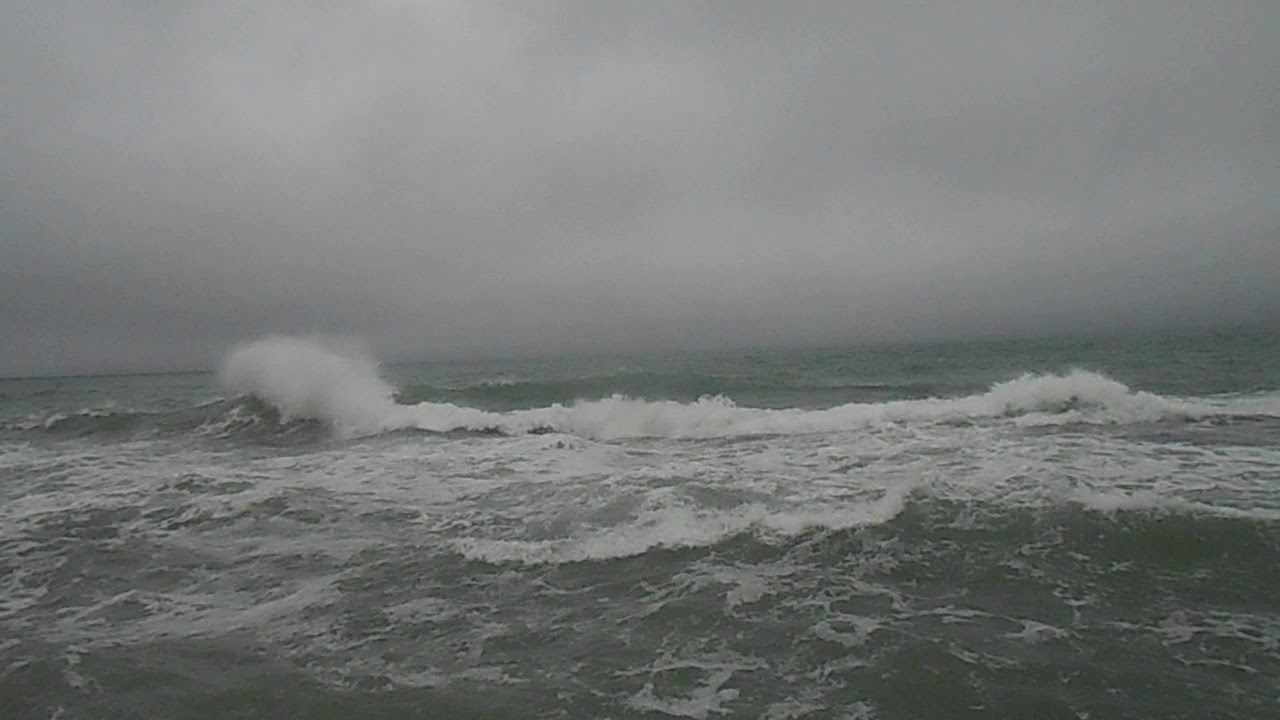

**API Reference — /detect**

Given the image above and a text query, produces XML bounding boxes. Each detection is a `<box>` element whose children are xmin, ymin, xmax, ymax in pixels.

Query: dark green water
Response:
<box><xmin>2</xmin><ymin>329</ymin><xmax>1278</xmax><ymax>718</ymax></box>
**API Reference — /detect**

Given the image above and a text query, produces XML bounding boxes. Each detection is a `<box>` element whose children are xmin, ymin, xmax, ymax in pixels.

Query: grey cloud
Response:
<box><xmin>2</xmin><ymin>1</ymin><xmax>1277</xmax><ymax>376</ymax></box>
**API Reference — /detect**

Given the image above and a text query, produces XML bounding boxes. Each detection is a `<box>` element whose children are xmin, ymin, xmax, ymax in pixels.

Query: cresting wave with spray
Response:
<box><xmin>217</xmin><ymin>335</ymin><xmax>1276</xmax><ymax>440</ymax></box>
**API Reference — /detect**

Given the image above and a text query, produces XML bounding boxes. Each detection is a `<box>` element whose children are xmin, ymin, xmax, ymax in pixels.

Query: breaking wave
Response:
<box><xmin>211</xmin><ymin>336</ymin><xmax>1279</xmax><ymax>441</ymax></box>
<box><xmin>219</xmin><ymin>336</ymin><xmax>395</xmax><ymax>437</ymax></box>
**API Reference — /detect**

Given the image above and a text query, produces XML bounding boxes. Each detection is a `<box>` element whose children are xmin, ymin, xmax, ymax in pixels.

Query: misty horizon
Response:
<box><xmin>4</xmin><ymin>322</ymin><xmax>1272</xmax><ymax>382</ymax></box>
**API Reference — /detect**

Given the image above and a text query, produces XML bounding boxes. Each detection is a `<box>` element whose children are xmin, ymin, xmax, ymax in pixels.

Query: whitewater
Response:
<box><xmin>217</xmin><ymin>335</ymin><xmax>1252</xmax><ymax>440</ymax></box>
<box><xmin>2</xmin><ymin>329</ymin><xmax>1278</xmax><ymax>718</ymax></box>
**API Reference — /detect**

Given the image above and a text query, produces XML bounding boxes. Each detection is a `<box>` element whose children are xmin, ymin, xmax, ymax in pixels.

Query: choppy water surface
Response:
<box><xmin>2</xmin><ymin>330</ymin><xmax>1278</xmax><ymax>718</ymax></box>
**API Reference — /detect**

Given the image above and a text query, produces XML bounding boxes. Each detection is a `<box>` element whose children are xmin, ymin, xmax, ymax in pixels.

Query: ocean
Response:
<box><xmin>2</xmin><ymin>329</ymin><xmax>1278</xmax><ymax>719</ymax></box>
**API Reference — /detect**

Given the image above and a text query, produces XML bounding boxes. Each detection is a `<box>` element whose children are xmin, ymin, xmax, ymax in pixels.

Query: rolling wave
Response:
<box><xmin>213</xmin><ymin>336</ymin><xmax>1279</xmax><ymax>441</ymax></box>
<box><xmin>22</xmin><ymin>335</ymin><xmax>1277</xmax><ymax>442</ymax></box>
<box><xmin>14</xmin><ymin>397</ymin><xmax>325</xmax><ymax>444</ymax></box>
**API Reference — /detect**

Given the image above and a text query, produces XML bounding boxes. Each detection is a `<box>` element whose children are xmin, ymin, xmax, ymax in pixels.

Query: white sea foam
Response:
<box><xmin>218</xmin><ymin>335</ymin><xmax>398</xmax><ymax>437</ymax></box>
<box><xmin>453</xmin><ymin>485</ymin><xmax>911</xmax><ymax>565</ymax></box>
<box><xmin>397</xmin><ymin>372</ymin><xmax>1196</xmax><ymax>438</ymax></box>
<box><xmin>218</xmin><ymin>335</ymin><xmax>1258</xmax><ymax>440</ymax></box>
<box><xmin>812</xmin><ymin>614</ymin><xmax>885</xmax><ymax>648</ymax></box>
<box><xmin>626</xmin><ymin>667</ymin><xmax>742</xmax><ymax>720</ymax></box>
<box><xmin>1072</xmin><ymin>487</ymin><xmax>1280</xmax><ymax>520</ymax></box>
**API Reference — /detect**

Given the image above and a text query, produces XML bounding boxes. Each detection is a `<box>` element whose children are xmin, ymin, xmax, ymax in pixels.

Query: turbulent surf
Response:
<box><xmin>2</xmin><ymin>329</ymin><xmax>1278</xmax><ymax>718</ymax></box>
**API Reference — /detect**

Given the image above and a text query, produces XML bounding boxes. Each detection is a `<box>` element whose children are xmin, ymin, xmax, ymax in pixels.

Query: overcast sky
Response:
<box><xmin>2</xmin><ymin>1</ymin><xmax>1277</xmax><ymax>376</ymax></box>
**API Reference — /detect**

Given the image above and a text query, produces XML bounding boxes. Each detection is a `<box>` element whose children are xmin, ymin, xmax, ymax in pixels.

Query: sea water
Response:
<box><xmin>2</xmin><ymin>329</ymin><xmax>1278</xmax><ymax>718</ymax></box>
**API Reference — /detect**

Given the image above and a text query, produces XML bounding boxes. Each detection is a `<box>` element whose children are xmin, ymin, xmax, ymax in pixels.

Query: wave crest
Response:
<box><xmin>218</xmin><ymin>336</ymin><xmax>397</xmax><ymax>437</ymax></box>
<box><xmin>215</xmin><ymin>336</ymin><xmax>1267</xmax><ymax>440</ymax></box>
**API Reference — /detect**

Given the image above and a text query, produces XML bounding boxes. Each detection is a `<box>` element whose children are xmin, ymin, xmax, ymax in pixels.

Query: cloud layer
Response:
<box><xmin>3</xmin><ymin>1</ymin><xmax>1277</xmax><ymax>375</ymax></box>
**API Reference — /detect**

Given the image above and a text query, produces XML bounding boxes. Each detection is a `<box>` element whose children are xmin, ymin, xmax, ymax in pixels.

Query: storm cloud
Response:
<box><xmin>2</xmin><ymin>1</ymin><xmax>1277</xmax><ymax>376</ymax></box>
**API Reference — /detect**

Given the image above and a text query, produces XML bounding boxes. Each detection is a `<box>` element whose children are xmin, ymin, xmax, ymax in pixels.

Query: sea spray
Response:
<box><xmin>216</xmin><ymin>335</ymin><xmax>1227</xmax><ymax>440</ymax></box>
<box><xmin>218</xmin><ymin>335</ymin><xmax>398</xmax><ymax>437</ymax></box>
